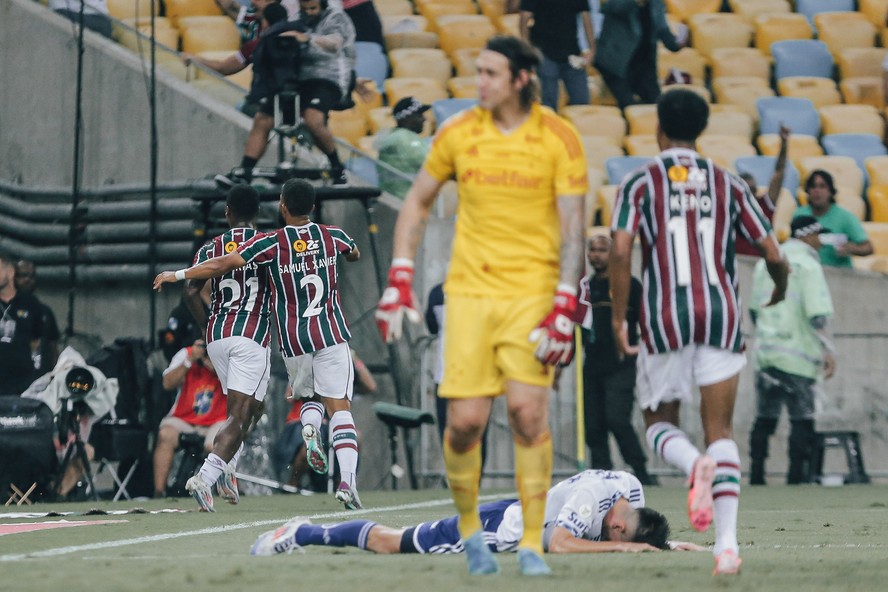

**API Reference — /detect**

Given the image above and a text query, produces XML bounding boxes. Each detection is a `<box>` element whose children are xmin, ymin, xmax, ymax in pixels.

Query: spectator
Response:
<box><xmin>216</xmin><ymin>0</ymin><xmax>357</xmax><ymax>186</ymax></box>
<box><xmin>14</xmin><ymin>260</ymin><xmax>61</xmax><ymax>376</ymax></box>
<box><xmin>0</xmin><ymin>252</ymin><xmax>43</xmax><ymax>396</ymax></box>
<box><xmin>153</xmin><ymin>339</ymin><xmax>227</xmax><ymax>498</ymax></box>
<box><xmin>376</xmin><ymin>97</ymin><xmax>431</xmax><ymax>199</ymax></box>
<box><xmin>49</xmin><ymin>0</ymin><xmax>112</xmax><ymax>39</ymax></box>
<box><xmin>793</xmin><ymin>170</ymin><xmax>874</xmax><ymax>268</ymax></box>
<box><xmin>342</xmin><ymin>0</ymin><xmax>384</xmax><ymax>47</ymax></box>
<box><xmin>736</xmin><ymin>125</ymin><xmax>790</xmax><ymax>257</ymax></box>
<box><xmin>748</xmin><ymin>215</ymin><xmax>836</xmax><ymax>486</ymax></box>
<box><xmin>577</xmin><ymin>235</ymin><xmax>655</xmax><ymax>485</ymax></box>
<box><xmin>217</xmin><ymin>0</ymin><xmax>300</xmax><ymax>44</ymax></box>
<box><xmin>594</xmin><ymin>0</ymin><xmax>683</xmax><ymax>109</ymax></box>
<box><xmin>519</xmin><ymin>0</ymin><xmax>595</xmax><ymax>111</ymax></box>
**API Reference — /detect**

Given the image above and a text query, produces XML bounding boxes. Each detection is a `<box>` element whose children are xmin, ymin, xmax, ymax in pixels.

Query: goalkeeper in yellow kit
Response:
<box><xmin>375</xmin><ymin>36</ymin><xmax>587</xmax><ymax>577</ymax></box>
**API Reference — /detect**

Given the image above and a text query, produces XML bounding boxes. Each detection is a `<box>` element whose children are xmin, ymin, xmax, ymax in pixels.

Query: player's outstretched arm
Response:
<box><xmin>153</xmin><ymin>252</ymin><xmax>247</xmax><ymax>291</ymax></box>
<box><xmin>547</xmin><ymin>527</ymin><xmax>660</xmax><ymax>554</ymax></box>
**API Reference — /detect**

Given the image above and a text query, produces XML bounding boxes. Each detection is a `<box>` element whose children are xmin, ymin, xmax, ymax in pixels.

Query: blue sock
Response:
<box><xmin>295</xmin><ymin>520</ymin><xmax>377</xmax><ymax>550</ymax></box>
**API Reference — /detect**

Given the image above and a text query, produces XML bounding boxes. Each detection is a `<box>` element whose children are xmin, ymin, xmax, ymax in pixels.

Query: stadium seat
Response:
<box><xmin>375</xmin><ymin>0</ymin><xmax>415</xmax><ymax>17</ymax></box>
<box><xmin>865</xmin><ymin>155</ymin><xmax>888</xmax><ymax>186</ymax></box>
<box><xmin>164</xmin><ymin>0</ymin><xmax>220</xmax><ymax>28</ymax></box>
<box><xmin>355</xmin><ymin>41</ymin><xmax>388</xmax><ymax>90</ymax></box>
<box><xmin>421</xmin><ymin>2</ymin><xmax>479</xmax><ymax>31</ymax></box>
<box><xmin>367</xmin><ymin>107</ymin><xmax>396</xmax><ymax>134</ymax></box>
<box><xmin>799</xmin><ymin>155</ymin><xmax>865</xmax><ymax>197</ymax></box>
<box><xmin>755</xmin><ymin>14</ymin><xmax>813</xmax><ymax>55</ymax></box>
<box><xmin>353</xmin><ymin>79</ymin><xmax>384</xmax><ymax>116</ymax></box>
<box><xmin>623</xmin><ymin>135</ymin><xmax>661</xmax><ymax>157</ymax></box>
<box><xmin>381</xmin><ymin>15</ymin><xmax>429</xmax><ymax>34</ymax></box>
<box><xmin>432</xmin><ymin>98</ymin><xmax>477</xmax><ymax>126</ymax></box>
<box><xmin>447</xmin><ymin>77</ymin><xmax>477</xmax><ymax>99</ymax></box>
<box><xmin>688</xmin><ymin>14</ymin><xmax>753</xmax><ymax>58</ymax></box>
<box><xmin>389</xmin><ymin>48</ymin><xmax>452</xmax><ymax>82</ymax></box>
<box><xmin>478</xmin><ymin>0</ymin><xmax>506</xmax><ymax>20</ymax></box>
<box><xmin>866</xmin><ymin>184</ymin><xmax>888</xmax><ymax>221</ymax></box>
<box><xmin>657</xmin><ymin>48</ymin><xmax>707</xmax><ymax>86</ymax></box>
<box><xmin>112</xmin><ymin>16</ymin><xmax>172</xmax><ymax>42</ymax></box>
<box><xmin>180</xmin><ymin>20</ymin><xmax>240</xmax><ymax>53</ymax></box>
<box><xmin>819</xmin><ymin>104</ymin><xmax>884</xmax><ymax>136</ymax></box>
<box><xmin>585</xmin><ymin>169</ymin><xmax>607</xmax><ymax>227</ymax></box>
<box><xmin>384</xmin><ymin>31</ymin><xmax>439</xmax><ymax>50</ymax></box>
<box><xmin>662</xmin><ymin>84</ymin><xmax>711</xmax><ymax>103</ymax></box>
<box><xmin>735</xmin><ymin>155</ymin><xmax>801</xmax><ymax>196</ymax></box>
<box><xmin>561</xmin><ymin>105</ymin><xmax>626</xmax><ymax>146</ymax></box>
<box><xmin>862</xmin><ymin>222</ymin><xmax>888</xmax><ymax>253</ymax></box>
<box><xmin>493</xmin><ymin>13</ymin><xmax>520</xmax><ymax>36</ymax></box>
<box><xmin>757</xmin><ymin>97</ymin><xmax>821</xmax><ymax>137</ymax></box>
<box><xmin>728</xmin><ymin>0</ymin><xmax>791</xmax><ymax>24</ymax></box>
<box><xmin>771</xmin><ymin>187</ymin><xmax>800</xmax><ymax>242</ymax></box>
<box><xmin>106</xmin><ymin>0</ymin><xmax>158</xmax><ymax>20</ymax></box>
<box><xmin>192</xmin><ymin>51</ymin><xmax>252</xmax><ymax>89</ymax></box>
<box><xmin>451</xmin><ymin>48</ymin><xmax>482</xmax><ymax>77</ymax></box>
<box><xmin>437</xmin><ymin>15</ymin><xmax>496</xmax><ymax>60</ymax></box>
<box><xmin>814</xmin><ymin>12</ymin><xmax>877</xmax><ymax>57</ymax></box>
<box><xmin>663</xmin><ymin>0</ymin><xmax>721</xmax><ymax>23</ymax></box>
<box><xmin>624</xmin><ymin>105</ymin><xmax>658</xmax><ymax>136</ymax></box>
<box><xmin>771</xmin><ymin>40</ymin><xmax>834</xmax><ymax>80</ymax></box>
<box><xmin>327</xmin><ymin>108</ymin><xmax>369</xmax><ymax>147</ymax></box>
<box><xmin>605</xmin><ymin>156</ymin><xmax>654</xmax><ymax>185</ymax></box>
<box><xmin>757</xmin><ymin>134</ymin><xmax>824</xmax><ymax>172</ymax></box>
<box><xmin>712</xmin><ymin>77</ymin><xmax>774</xmax><ymax>120</ymax></box>
<box><xmin>839</xmin><ymin>78</ymin><xmax>885</xmax><ymax>109</ymax></box>
<box><xmin>859</xmin><ymin>0</ymin><xmax>888</xmax><ymax>27</ymax></box>
<box><xmin>384</xmin><ymin>78</ymin><xmax>449</xmax><ymax>106</ymax></box>
<box><xmin>836</xmin><ymin>47</ymin><xmax>887</xmax><ymax>79</ymax></box>
<box><xmin>796</xmin><ymin>0</ymin><xmax>855</xmax><ymax>26</ymax></box>
<box><xmin>703</xmin><ymin>110</ymin><xmax>754</xmax><ymax>141</ymax></box>
<box><xmin>582</xmin><ymin>140</ymin><xmax>625</xmax><ymax>171</ymax></box>
<box><xmin>697</xmin><ymin>135</ymin><xmax>756</xmax><ymax>172</ymax></box>
<box><xmin>822</xmin><ymin>134</ymin><xmax>887</xmax><ymax>180</ymax></box>
<box><xmin>115</xmin><ymin>20</ymin><xmax>179</xmax><ymax>52</ymax></box>
<box><xmin>777</xmin><ymin>77</ymin><xmax>841</xmax><ymax>108</ymax></box>
<box><xmin>709</xmin><ymin>48</ymin><xmax>771</xmax><ymax>81</ymax></box>
<box><xmin>596</xmin><ymin>185</ymin><xmax>619</xmax><ymax>226</ymax></box>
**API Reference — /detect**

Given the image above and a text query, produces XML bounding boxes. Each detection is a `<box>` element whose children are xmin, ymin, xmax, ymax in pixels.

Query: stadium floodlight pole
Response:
<box><xmin>147</xmin><ymin>0</ymin><xmax>159</xmax><ymax>349</ymax></box>
<box><xmin>66</xmin><ymin>0</ymin><xmax>88</xmax><ymax>338</ymax></box>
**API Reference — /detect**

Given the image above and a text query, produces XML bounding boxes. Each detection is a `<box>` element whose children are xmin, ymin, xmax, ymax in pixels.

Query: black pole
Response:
<box><xmin>66</xmin><ymin>1</ymin><xmax>87</xmax><ymax>338</ymax></box>
<box><xmin>148</xmin><ymin>1</ymin><xmax>159</xmax><ymax>349</ymax></box>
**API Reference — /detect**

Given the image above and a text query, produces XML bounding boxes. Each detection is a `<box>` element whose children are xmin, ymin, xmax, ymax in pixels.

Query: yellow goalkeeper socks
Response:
<box><xmin>443</xmin><ymin>436</ymin><xmax>483</xmax><ymax>538</ymax></box>
<box><xmin>515</xmin><ymin>431</ymin><xmax>553</xmax><ymax>555</ymax></box>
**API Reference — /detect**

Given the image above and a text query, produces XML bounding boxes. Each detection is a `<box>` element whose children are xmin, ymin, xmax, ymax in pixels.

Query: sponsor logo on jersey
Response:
<box><xmin>458</xmin><ymin>168</ymin><xmax>543</xmax><ymax>189</ymax></box>
<box><xmin>224</xmin><ymin>241</ymin><xmax>238</xmax><ymax>254</ymax></box>
<box><xmin>668</xmin><ymin>165</ymin><xmax>688</xmax><ymax>183</ymax></box>
<box><xmin>669</xmin><ymin>165</ymin><xmax>708</xmax><ymax>192</ymax></box>
<box><xmin>293</xmin><ymin>239</ymin><xmax>321</xmax><ymax>255</ymax></box>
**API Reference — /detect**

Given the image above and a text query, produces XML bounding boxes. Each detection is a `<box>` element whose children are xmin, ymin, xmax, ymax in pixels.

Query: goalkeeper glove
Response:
<box><xmin>529</xmin><ymin>285</ymin><xmax>578</xmax><ymax>366</ymax></box>
<box><xmin>375</xmin><ymin>259</ymin><xmax>422</xmax><ymax>343</ymax></box>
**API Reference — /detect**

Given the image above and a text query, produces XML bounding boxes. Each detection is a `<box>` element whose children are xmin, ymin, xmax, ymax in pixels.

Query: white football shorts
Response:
<box><xmin>284</xmin><ymin>341</ymin><xmax>354</xmax><ymax>400</ymax></box>
<box><xmin>206</xmin><ymin>336</ymin><xmax>271</xmax><ymax>402</ymax></box>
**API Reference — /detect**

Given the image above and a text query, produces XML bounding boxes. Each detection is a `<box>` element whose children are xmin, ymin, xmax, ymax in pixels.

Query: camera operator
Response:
<box><xmin>153</xmin><ymin>339</ymin><xmax>227</xmax><ymax>498</ymax></box>
<box><xmin>217</xmin><ymin>0</ymin><xmax>357</xmax><ymax>187</ymax></box>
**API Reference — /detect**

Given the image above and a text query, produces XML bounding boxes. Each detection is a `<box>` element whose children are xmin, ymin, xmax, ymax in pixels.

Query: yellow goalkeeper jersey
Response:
<box><xmin>424</xmin><ymin>103</ymin><xmax>588</xmax><ymax>297</ymax></box>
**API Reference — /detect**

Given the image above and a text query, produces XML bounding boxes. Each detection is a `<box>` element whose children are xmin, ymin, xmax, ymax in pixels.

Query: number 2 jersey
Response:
<box><xmin>237</xmin><ymin>222</ymin><xmax>356</xmax><ymax>357</ymax></box>
<box><xmin>611</xmin><ymin>148</ymin><xmax>772</xmax><ymax>354</ymax></box>
<box><xmin>194</xmin><ymin>227</ymin><xmax>272</xmax><ymax>347</ymax></box>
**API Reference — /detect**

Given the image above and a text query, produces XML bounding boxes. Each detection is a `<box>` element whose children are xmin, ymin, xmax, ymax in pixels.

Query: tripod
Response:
<box><xmin>55</xmin><ymin>399</ymin><xmax>99</xmax><ymax>502</ymax></box>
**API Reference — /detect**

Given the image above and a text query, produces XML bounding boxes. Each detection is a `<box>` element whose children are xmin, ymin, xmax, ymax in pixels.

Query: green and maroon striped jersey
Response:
<box><xmin>194</xmin><ymin>227</ymin><xmax>271</xmax><ymax>347</ymax></box>
<box><xmin>611</xmin><ymin>148</ymin><xmax>772</xmax><ymax>354</ymax></box>
<box><xmin>237</xmin><ymin>222</ymin><xmax>356</xmax><ymax>356</ymax></box>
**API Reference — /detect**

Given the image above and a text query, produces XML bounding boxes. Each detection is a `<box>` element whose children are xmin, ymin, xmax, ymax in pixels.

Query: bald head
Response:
<box><xmin>587</xmin><ymin>235</ymin><xmax>612</xmax><ymax>273</ymax></box>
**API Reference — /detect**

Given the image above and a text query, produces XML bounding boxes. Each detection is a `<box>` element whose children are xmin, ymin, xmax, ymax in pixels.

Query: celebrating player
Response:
<box><xmin>374</xmin><ymin>36</ymin><xmax>587</xmax><ymax>576</ymax></box>
<box><xmin>155</xmin><ymin>178</ymin><xmax>364</xmax><ymax>510</ymax></box>
<box><xmin>608</xmin><ymin>89</ymin><xmax>789</xmax><ymax>576</ymax></box>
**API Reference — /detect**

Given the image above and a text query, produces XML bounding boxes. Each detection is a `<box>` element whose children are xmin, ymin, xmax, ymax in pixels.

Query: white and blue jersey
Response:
<box><xmin>406</xmin><ymin>470</ymin><xmax>645</xmax><ymax>554</ymax></box>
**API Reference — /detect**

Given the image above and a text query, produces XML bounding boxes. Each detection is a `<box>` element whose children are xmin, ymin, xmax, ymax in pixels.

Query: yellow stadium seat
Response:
<box><xmin>664</xmin><ymin>0</ymin><xmax>721</xmax><ymax>23</ymax></box>
<box><xmin>113</xmin><ymin>17</ymin><xmax>172</xmax><ymax>43</ymax></box>
<box><xmin>771</xmin><ymin>187</ymin><xmax>798</xmax><ymax>243</ymax></box>
<box><xmin>164</xmin><ymin>0</ymin><xmax>221</xmax><ymax>29</ymax></box>
<box><xmin>836</xmin><ymin>47</ymin><xmax>887</xmax><ymax>79</ymax></box>
<box><xmin>840</xmin><ymin>77</ymin><xmax>885</xmax><ymax>109</ymax></box>
<box><xmin>478</xmin><ymin>0</ymin><xmax>505</xmax><ymax>20</ymax></box>
<box><xmin>814</xmin><ymin>12</ymin><xmax>877</xmax><ymax>57</ymax></box>
<box><xmin>493</xmin><ymin>13</ymin><xmax>520</xmax><ymax>36</ymax></box>
<box><xmin>597</xmin><ymin>185</ymin><xmax>619</xmax><ymax>226</ymax></box>
<box><xmin>389</xmin><ymin>48</ymin><xmax>452</xmax><ymax>82</ymax></box>
<box><xmin>623</xmin><ymin>135</ymin><xmax>661</xmax><ymax>157</ymax></box>
<box><xmin>118</xmin><ymin>25</ymin><xmax>179</xmax><ymax>53</ymax></box>
<box><xmin>624</xmin><ymin>104</ymin><xmax>658</xmax><ymax>136</ymax></box>
<box><xmin>581</xmin><ymin>139</ymin><xmax>625</xmax><ymax>171</ymax></box>
<box><xmin>800</xmin><ymin>156</ymin><xmax>865</xmax><ymax>198</ymax></box>
<box><xmin>384</xmin><ymin>31</ymin><xmax>439</xmax><ymax>50</ymax></box>
<box><xmin>703</xmin><ymin>110</ymin><xmax>754</xmax><ymax>141</ymax></box>
<box><xmin>709</xmin><ymin>48</ymin><xmax>771</xmax><ymax>80</ymax></box>
<box><xmin>561</xmin><ymin>105</ymin><xmax>626</xmax><ymax>145</ymax></box>
<box><xmin>866</xmin><ymin>185</ymin><xmax>888</xmax><ymax>222</ymax></box>
<box><xmin>178</xmin><ymin>17</ymin><xmax>240</xmax><ymax>53</ymax></box>
<box><xmin>376</xmin><ymin>0</ymin><xmax>415</xmax><ymax>17</ymax></box>
<box><xmin>106</xmin><ymin>0</ymin><xmax>158</xmax><ymax>20</ymax></box>
<box><xmin>368</xmin><ymin>107</ymin><xmax>396</xmax><ymax>134</ymax></box>
<box><xmin>353</xmin><ymin>79</ymin><xmax>384</xmax><ymax>116</ymax></box>
<box><xmin>421</xmin><ymin>2</ymin><xmax>478</xmax><ymax>30</ymax></box>
<box><xmin>381</xmin><ymin>15</ymin><xmax>429</xmax><ymax>34</ymax></box>
<box><xmin>867</xmin><ymin>156</ymin><xmax>888</xmax><ymax>187</ymax></box>
<box><xmin>451</xmin><ymin>47</ymin><xmax>483</xmax><ymax>77</ymax></box>
<box><xmin>662</xmin><ymin>84</ymin><xmax>711</xmax><ymax>102</ymax></box>
<box><xmin>192</xmin><ymin>51</ymin><xmax>252</xmax><ymax>89</ymax></box>
<box><xmin>860</xmin><ymin>0</ymin><xmax>888</xmax><ymax>27</ymax></box>
<box><xmin>755</xmin><ymin>14</ymin><xmax>813</xmax><ymax>55</ymax></box>
<box><xmin>327</xmin><ymin>108</ymin><xmax>369</xmax><ymax>147</ymax></box>
<box><xmin>697</xmin><ymin>135</ymin><xmax>756</xmax><ymax>172</ymax></box>
<box><xmin>712</xmin><ymin>78</ymin><xmax>775</xmax><ymax>121</ymax></box>
<box><xmin>437</xmin><ymin>15</ymin><xmax>497</xmax><ymax>60</ymax></box>
<box><xmin>862</xmin><ymin>222</ymin><xmax>888</xmax><ymax>253</ymax></box>
<box><xmin>728</xmin><ymin>0</ymin><xmax>791</xmax><ymax>24</ymax></box>
<box><xmin>820</xmin><ymin>104</ymin><xmax>884</xmax><ymax>136</ymax></box>
<box><xmin>688</xmin><ymin>13</ymin><xmax>753</xmax><ymax>58</ymax></box>
<box><xmin>758</xmin><ymin>134</ymin><xmax>823</xmax><ymax>171</ymax></box>
<box><xmin>447</xmin><ymin>77</ymin><xmax>477</xmax><ymax>99</ymax></box>
<box><xmin>585</xmin><ymin>168</ymin><xmax>607</xmax><ymax>228</ymax></box>
<box><xmin>657</xmin><ymin>48</ymin><xmax>707</xmax><ymax>86</ymax></box>
<box><xmin>777</xmin><ymin>77</ymin><xmax>842</xmax><ymax>108</ymax></box>
<box><xmin>384</xmin><ymin>77</ymin><xmax>449</xmax><ymax>106</ymax></box>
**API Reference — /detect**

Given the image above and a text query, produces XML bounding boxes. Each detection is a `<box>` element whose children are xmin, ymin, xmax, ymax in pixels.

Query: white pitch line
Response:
<box><xmin>0</xmin><ymin>493</ymin><xmax>510</xmax><ymax>563</ymax></box>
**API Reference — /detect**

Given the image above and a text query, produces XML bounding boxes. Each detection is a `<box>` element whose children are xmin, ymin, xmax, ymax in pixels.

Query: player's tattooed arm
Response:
<box><xmin>392</xmin><ymin>169</ymin><xmax>445</xmax><ymax>260</ymax></box>
<box><xmin>556</xmin><ymin>194</ymin><xmax>586</xmax><ymax>288</ymax></box>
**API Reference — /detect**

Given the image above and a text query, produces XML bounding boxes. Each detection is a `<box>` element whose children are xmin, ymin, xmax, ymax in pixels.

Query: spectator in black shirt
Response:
<box><xmin>578</xmin><ymin>235</ymin><xmax>655</xmax><ymax>485</ymax></box>
<box><xmin>520</xmin><ymin>0</ymin><xmax>595</xmax><ymax>111</ymax></box>
<box><xmin>0</xmin><ymin>252</ymin><xmax>43</xmax><ymax>395</ymax></box>
<box><xmin>15</xmin><ymin>260</ymin><xmax>61</xmax><ymax>375</ymax></box>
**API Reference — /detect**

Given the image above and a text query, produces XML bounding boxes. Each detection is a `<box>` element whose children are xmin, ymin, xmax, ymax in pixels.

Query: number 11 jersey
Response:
<box><xmin>195</xmin><ymin>227</ymin><xmax>272</xmax><ymax>347</ymax></box>
<box><xmin>237</xmin><ymin>222</ymin><xmax>356</xmax><ymax>356</ymax></box>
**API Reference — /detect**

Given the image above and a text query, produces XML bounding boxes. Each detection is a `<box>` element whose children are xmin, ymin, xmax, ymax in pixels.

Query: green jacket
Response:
<box><xmin>594</xmin><ymin>0</ymin><xmax>680</xmax><ymax>78</ymax></box>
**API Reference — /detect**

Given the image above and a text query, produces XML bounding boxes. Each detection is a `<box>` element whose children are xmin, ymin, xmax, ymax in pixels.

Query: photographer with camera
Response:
<box><xmin>153</xmin><ymin>339</ymin><xmax>227</xmax><ymax>499</ymax></box>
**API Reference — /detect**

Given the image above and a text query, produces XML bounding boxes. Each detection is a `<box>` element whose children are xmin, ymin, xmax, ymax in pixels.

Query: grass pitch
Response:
<box><xmin>2</xmin><ymin>483</ymin><xmax>886</xmax><ymax>592</ymax></box>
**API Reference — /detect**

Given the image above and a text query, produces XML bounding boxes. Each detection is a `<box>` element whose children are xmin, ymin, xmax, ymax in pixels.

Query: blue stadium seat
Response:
<box><xmin>432</xmin><ymin>98</ymin><xmax>478</xmax><ymax>126</ymax></box>
<box><xmin>822</xmin><ymin>133</ymin><xmax>887</xmax><ymax>183</ymax></box>
<box><xmin>734</xmin><ymin>155</ymin><xmax>800</xmax><ymax>196</ymax></box>
<box><xmin>355</xmin><ymin>41</ymin><xmax>388</xmax><ymax>90</ymax></box>
<box><xmin>771</xmin><ymin>40</ymin><xmax>834</xmax><ymax>80</ymax></box>
<box><xmin>756</xmin><ymin>97</ymin><xmax>821</xmax><ymax>136</ymax></box>
<box><xmin>605</xmin><ymin>156</ymin><xmax>654</xmax><ymax>185</ymax></box>
<box><xmin>346</xmin><ymin>155</ymin><xmax>379</xmax><ymax>186</ymax></box>
<box><xmin>795</xmin><ymin>0</ymin><xmax>855</xmax><ymax>26</ymax></box>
